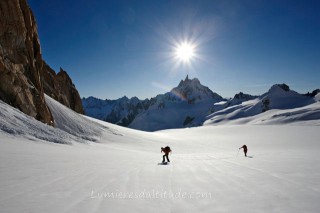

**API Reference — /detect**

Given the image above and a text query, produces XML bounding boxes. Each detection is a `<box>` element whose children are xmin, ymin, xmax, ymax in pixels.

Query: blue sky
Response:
<box><xmin>29</xmin><ymin>0</ymin><xmax>320</xmax><ymax>99</ymax></box>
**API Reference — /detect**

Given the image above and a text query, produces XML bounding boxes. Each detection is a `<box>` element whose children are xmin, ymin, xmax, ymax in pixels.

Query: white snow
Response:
<box><xmin>204</xmin><ymin>85</ymin><xmax>320</xmax><ymax>126</ymax></box>
<box><xmin>262</xmin><ymin>84</ymin><xmax>314</xmax><ymax>109</ymax></box>
<box><xmin>45</xmin><ymin>95</ymin><xmax>106</xmax><ymax>142</ymax></box>
<box><xmin>0</xmin><ymin>99</ymin><xmax>75</xmax><ymax>144</ymax></box>
<box><xmin>315</xmin><ymin>93</ymin><xmax>320</xmax><ymax>102</ymax></box>
<box><xmin>1</xmin><ymin>97</ymin><xmax>320</xmax><ymax>212</ymax></box>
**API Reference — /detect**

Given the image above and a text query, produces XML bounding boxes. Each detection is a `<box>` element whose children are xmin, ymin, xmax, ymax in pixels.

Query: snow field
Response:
<box><xmin>0</xmin><ymin>96</ymin><xmax>319</xmax><ymax>212</ymax></box>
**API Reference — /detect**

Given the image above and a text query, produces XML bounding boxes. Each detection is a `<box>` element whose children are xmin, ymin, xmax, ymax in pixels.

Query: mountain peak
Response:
<box><xmin>171</xmin><ymin>77</ymin><xmax>222</xmax><ymax>103</ymax></box>
<box><xmin>268</xmin><ymin>84</ymin><xmax>291</xmax><ymax>95</ymax></box>
<box><xmin>118</xmin><ymin>96</ymin><xmax>129</xmax><ymax>101</ymax></box>
<box><xmin>179</xmin><ymin>76</ymin><xmax>201</xmax><ymax>86</ymax></box>
<box><xmin>275</xmin><ymin>83</ymin><xmax>290</xmax><ymax>92</ymax></box>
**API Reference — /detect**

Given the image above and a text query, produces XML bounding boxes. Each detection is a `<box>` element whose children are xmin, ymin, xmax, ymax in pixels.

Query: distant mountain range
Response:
<box><xmin>83</xmin><ymin>75</ymin><xmax>223</xmax><ymax>131</ymax></box>
<box><xmin>82</xmin><ymin>76</ymin><xmax>320</xmax><ymax>131</ymax></box>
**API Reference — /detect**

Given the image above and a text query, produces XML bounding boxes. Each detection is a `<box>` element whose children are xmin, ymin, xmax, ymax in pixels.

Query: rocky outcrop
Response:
<box><xmin>170</xmin><ymin>75</ymin><xmax>223</xmax><ymax>103</ymax></box>
<box><xmin>0</xmin><ymin>0</ymin><xmax>84</xmax><ymax>125</ymax></box>
<box><xmin>234</xmin><ymin>92</ymin><xmax>257</xmax><ymax>101</ymax></box>
<box><xmin>0</xmin><ymin>0</ymin><xmax>53</xmax><ymax>125</ymax></box>
<box><xmin>223</xmin><ymin>92</ymin><xmax>258</xmax><ymax>109</ymax></box>
<box><xmin>42</xmin><ymin>63</ymin><xmax>84</xmax><ymax>114</ymax></box>
<box><xmin>304</xmin><ymin>89</ymin><xmax>320</xmax><ymax>98</ymax></box>
<box><xmin>276</xmin><ymin>83</ymin><xmax>290</xmax><ymax>92</ymax></box>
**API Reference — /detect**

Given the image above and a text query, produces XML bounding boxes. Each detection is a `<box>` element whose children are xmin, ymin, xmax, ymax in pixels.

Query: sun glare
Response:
<box><xmin>175</xmin><ymin>42</ymin><xmax>195</xmax><ymax>62</ymax></box>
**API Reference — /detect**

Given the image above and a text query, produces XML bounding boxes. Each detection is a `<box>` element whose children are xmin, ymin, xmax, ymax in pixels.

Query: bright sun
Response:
<box><xmin>175</xmin><ymin>42</ymin><xmax>195</xmax><ymax>62</ymax></box>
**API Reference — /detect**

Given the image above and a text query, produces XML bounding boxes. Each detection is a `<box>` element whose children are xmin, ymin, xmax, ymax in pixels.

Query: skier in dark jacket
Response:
<box><xmin>161</xmin><ymin>146</ymin><xmax>171</xmax><ymax>163</ymax></box>
<box><xmin>239</xmin><ymin>145</ymin><xmax>248</xmax><ymax>157</ymax></box>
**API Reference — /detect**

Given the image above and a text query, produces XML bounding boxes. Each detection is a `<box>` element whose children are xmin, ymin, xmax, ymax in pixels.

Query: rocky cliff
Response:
<box><xmin>42</xmin><ymin>63</ymin><xmax>84</xmax><ymax>114</ymax></box>
<box><xmin>0</xmin><ymin>0</ymin><xmax>83</xmax><ymax>125</ymax></box>
<box><xmin>0</xmin><ymin>0</ymin><xmax>54</xmax><ymax>125</ymax></box>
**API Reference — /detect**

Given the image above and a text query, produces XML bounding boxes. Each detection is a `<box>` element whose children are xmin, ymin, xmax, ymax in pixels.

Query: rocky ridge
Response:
<box><xmin>0</xmin><ymin>0</ymin><xmax>83</xmax><ymax>125</ymax></box>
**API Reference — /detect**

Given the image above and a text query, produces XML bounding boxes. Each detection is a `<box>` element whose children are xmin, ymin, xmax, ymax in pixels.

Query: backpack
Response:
<box><xmin>164</xmin><ymin>146</ymin><xmax>171</xmax><ymax>152</ymax></box>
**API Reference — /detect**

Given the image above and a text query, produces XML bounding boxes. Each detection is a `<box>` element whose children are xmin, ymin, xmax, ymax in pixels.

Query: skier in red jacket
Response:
<box><xmin>239</xmin><ymin>145</ymin><xmax>248</xmax><ymax>157</ymax></box>
<box><xmin>161</xmin><ymin>146</ymin><xmax>171</xmax><ymax>163</ymax></box>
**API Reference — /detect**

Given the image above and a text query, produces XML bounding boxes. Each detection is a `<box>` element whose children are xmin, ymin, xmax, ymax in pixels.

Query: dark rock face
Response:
<box><xmin>42</xmin><ymin>64</ymin><xmax>84</xmax><ymax>114</ymax></box>
<box><xmin>0</xmin><ymin>0</ymin><xmax>53</xmax><ymax>125</ymax></box>
<box><xmin>234</xmin><ymin>92</ymin><xmax>257</xmax><ymax>101</ymax></box>
<box><xmin>276</xmin><ymin>84</ymin><xmax>290</xmax><ymax>92</ymax></box>
<box><xmin>304</xmin><ymin>89</ymin><xmax>320</xmax><ymax>97</ymax></box>
<box><xmin>56</xmin><ymin>68</ymin><xmax>84</xmax><ymax>114</ymax></box>
<box><xmin>183</xmin><ymin>116</ymin><xmax>194</xmax><ymax>126</ymax></box>
<box><xmin>262</xmin><ymin>98</ymin><xmax>270</xmax><ymax>112</ymax></box>
<box><xmin>223</xmin><ymin>92</ymin><xmax>258</xmax><ymax>109</ymax></box>
<box><xmin>0</xmin><ymin>0</ymin><xmax>84</xmax><ymax>125</ymax></box>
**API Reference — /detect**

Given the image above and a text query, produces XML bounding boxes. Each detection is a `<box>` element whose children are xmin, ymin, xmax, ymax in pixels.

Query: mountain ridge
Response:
<box><xmin>205</xmin><ymin>83</ymin><xmax>319</xmax><ymax>125</ymax></box>
<box><xmin>83</xmin><ymin>80</ymin><xmax>319</xmax><ymax>131</ymax></box>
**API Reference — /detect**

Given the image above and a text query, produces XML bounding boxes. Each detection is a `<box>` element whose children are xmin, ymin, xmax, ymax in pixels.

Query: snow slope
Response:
<box><xmin>0</xmin><ymin>99</ymin><xmax>75</xmax><ymax>144</ymax></box>
<box><xmin>1</xmin><ymin>97</ymin><xmax>320</xmax><ymax>212</ymax></box>
<box><xmin>205</xmin><ymin>84</ymin><xmax>320</xmax><ymax>125</ymax></box>
<box><xmin>45</xmin><ymin>95</ymin><xmax>105</xmax><ymax>142</ymax></box>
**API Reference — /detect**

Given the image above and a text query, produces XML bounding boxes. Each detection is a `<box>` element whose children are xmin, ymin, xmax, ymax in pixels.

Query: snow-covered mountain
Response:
<box><xmin>207</xmin><ymin>92</ymin><xmax>259</xmax><ymax>115</ymax></box>
<box><xmin>205</xmin><ymin>84</ymin><xmax>320</xmax><ymax>125</ymax></box>
<box><xmin>83</xmin><ymin>80</ymin><xmax>320</xmax><ymax>131</ymax></box>
<box><xmin>82</xmin><ymin>96</ymin><xmax>151</xmax><ymax>127</ymax></box>
<box><xmin>170</xmin><ymin>75</ymin><xmax>222</xmax><ymax>103</ymax></box>
<box><xmin>129</xmin><ymin>76</ymin><xmax>224</xmax><ymax>131</ymax></box>
<box><xmin>82</xmin><ymin>76</ymin><xmax>223</xmax><ymax>131</ymax></box>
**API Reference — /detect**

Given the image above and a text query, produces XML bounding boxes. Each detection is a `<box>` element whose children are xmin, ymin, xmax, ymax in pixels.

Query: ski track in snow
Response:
<box><xmin>1</xmin><ymin>135</ymin><xmax>320</xmax><ymax>213</ymax></box>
